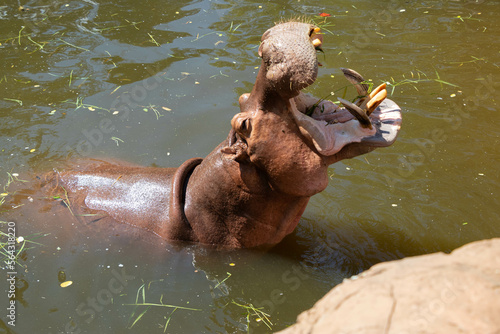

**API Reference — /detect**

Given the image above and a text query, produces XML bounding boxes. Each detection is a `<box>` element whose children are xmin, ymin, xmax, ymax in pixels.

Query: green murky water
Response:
<box><xmin>1</xmin><ymin>0</ymin><xmax>499</xmax><ymax>333</ymax></box>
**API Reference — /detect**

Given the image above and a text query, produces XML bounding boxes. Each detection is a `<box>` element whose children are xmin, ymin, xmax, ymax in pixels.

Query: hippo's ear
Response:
<box><xmin>258</xmin><ymin>40</ymin><xmax>266</xmax><ymax>58</ymax></box>
<box><xmin>221</xmin><ymin>129</ymin><xmax>250</xmax><ymax>163</ymax></box>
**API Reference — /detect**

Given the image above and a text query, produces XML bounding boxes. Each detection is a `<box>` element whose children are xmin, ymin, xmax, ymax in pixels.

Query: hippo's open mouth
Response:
<box><xmin>291</xmin><ymin>69</ymin><xmax>402</xmax><ymax>156</ymax></box>
<box><xmin>288</xmin><ymin>36</ymin><xmax>402</xmax><ymax>156</ymax></box>
<box><xmin>233</xmin><ymin>21</ymin><xmax>402</xmax><ymax>159</ymax></box>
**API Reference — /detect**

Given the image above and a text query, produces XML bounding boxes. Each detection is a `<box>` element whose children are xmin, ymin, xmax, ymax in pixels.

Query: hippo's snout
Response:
<box><xmin>258</xmin><ymin>21</ymin><xmax>323</xmax><ymax>98</ymax></box>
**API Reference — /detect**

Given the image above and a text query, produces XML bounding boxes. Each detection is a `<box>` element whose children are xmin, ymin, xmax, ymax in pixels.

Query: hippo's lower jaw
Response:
<box><xmin>292</xmin><ymin>100</ymin><xmax>377</xmax><ymax>156</ymax></box>
<box><xmin>291</xmin><ymin>70</ymin><xmax>402</xmax><ymax>157</ymax></box>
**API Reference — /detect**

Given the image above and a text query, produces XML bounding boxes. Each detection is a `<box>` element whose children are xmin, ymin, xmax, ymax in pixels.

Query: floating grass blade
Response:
<box><xmin>128</xmin><ymin>306</ymin><xmax>151</xmax><ymax>329</ymax></box>
<box><xmin>228</xmin><ymin>21</ymin><xmax>242</xmax><ymax>33</ymax></box>
<box><xmin>123</xmin><ymin>302</ymin><xmax>201</xmax><ymax>311</ymax></box>
<box><xmin>383</xmin><ymin>69</ymin><xmax>459</xmax><ymax>95</ymax></box>
<box><xmin>27</xmin><ymin>36</ymin><xmax>44</xmax><ymax>50</ymax></box>
<box><xmin>148</xmin><ymin>33</ymin><xmax>160</xmax><ymax>46</ymax></box>
<box><xmin>133</xmin><ymin>283</ymin><xmax>146</xmax><ymax>305</ymax></box>
<box><xmin>111</xmin><ymin>137</ymin><xmax>124</xmax><ymax>146</ymax></box>
<box><xmin>232</xmin><ymin>300</ymin><xmax>273</xmax><ymax>331</ymax></box>
<box><xmin>58</xmin><ymin>38</ymin><xmax>90</xmax><ymax>52</ymax></box>
<box><xmin>163</xmin><ymin>307</ymin><xmax>178</xmax><ymax>333</ymax></box>
<box><xmin>18</xmin><ymin>26</ymin><xmax>24</xmax><ymax>45</ymax></box>
<box><xmin>433</xmin><ymin>79</ymin><xmax>460</xmax><ymax>88</ymax></box>
<box><xmin>0</xmin><ymin>228</ymin><xmax>47</xmax><ymax>267</ymax></box>
<box><xmin>214</xmin><ymin>272</ymin><xmax>231</xmax><ymax>289</ymax></box>
<box><xmin>125</xmin><ymin>282</ymin><xmax>201</xmax><ymax>330</ymax></box>
<box><xmin>4</xmin><ymin>98</ymin><xmax>23</xmax><ymax>106</ymax></box>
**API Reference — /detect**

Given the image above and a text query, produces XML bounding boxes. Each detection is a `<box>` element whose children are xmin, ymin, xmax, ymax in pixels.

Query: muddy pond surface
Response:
<box><xmin>1</xmin><ymin>0</ymin><xmax>499</xmax><ymax>333</ymax></box>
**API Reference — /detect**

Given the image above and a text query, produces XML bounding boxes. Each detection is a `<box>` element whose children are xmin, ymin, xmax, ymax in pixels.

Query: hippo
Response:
<box><xmin>54</xmin><ymin>21</ymin><xmax>402</xmax><ymax>249</ymax></box>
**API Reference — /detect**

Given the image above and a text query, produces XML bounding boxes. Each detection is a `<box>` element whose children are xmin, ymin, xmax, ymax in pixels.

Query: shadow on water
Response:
<box><xmin>274</xmin><ymin>215</ymin><xmax>426</xmax><ymax>279</ymax></box>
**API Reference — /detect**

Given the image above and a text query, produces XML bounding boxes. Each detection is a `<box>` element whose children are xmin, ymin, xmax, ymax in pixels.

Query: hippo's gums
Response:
<box><xmin>55</xmin><ymin>21</ymin><xmax>402</xmax><ymax>249</ymax></box>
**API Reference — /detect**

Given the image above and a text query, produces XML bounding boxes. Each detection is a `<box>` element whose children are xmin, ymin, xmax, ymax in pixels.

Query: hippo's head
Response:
<box><xmin>258</xmin><ymin>21</ymin><xmax>322</xmax><ymax>99</ymax></box>
<box><xmin>221</xmin><ymin>21</ymin><xmax>402</xmax><ymax>198</ymax></box>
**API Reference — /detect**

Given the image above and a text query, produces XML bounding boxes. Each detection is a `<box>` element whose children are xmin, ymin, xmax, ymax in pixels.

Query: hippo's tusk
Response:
<box><xmin>369</xmin><ymin>83</ymin><xmax>387</xmax><ymax>99</ymax></box>
<box><xmin>338</xmin><ymin>97</ymin><xmax>372</xmax><ymax>129</ymax></box>
<box><xmin>358</xmin><ymin>83</ymin><xmax>387</xmax><ymax>112</ymax></box>
<box><xmin>341</xmin><ymin>68</ymin><xmax>369</xmax><ymax>97</ymax></box>
<box><xmin>366</xmin><ymin>88</ymin><xmax>387</xmax><ymax>116</ymax></box>
<box><xmin>312</xmin><ymin>38</ymin><xmax>322</xmax><ymax>48</ymax></box>
<box><xmin>340</xmin><ymin>72</ymin><xmax>388</xmax><ymax>116</ymax></box>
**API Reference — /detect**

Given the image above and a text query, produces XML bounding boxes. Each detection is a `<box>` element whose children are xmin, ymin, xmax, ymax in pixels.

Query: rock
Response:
<box><xmin>277</xmin><ymin>238</ymin><xmax>500</xmax><ymax>334</ymax></box>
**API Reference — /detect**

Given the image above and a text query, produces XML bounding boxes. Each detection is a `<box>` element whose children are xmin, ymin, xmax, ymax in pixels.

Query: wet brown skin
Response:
<box><xmin>56</xmin><ymin>22</ymin><xmax>402</xmax><ymax>249</ymax></box>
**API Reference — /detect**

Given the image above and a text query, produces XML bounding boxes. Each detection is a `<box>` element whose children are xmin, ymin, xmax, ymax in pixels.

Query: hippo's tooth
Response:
<box><xmin>310</xmin><ymin>27</ymin><xmax>323</xmax><ymax>50</ymax></box>
<box><xmin>312</xmin><ymin>38</ymin><xmax>322</xmax><ymax>47</ymax></box>
<box><xmin>338</xmin><ymin>97</ymin><xmax>372</xmax><ymax>129</ymax></box>
<box><xmin>369</xmin><ymin>83</ymin><xmax>387</xmax><ymax>99</ymax></box>
<box><xmin>341</xmin><ymin>68</ymin><xmax>369</xmax><ymax>97</ymax></box>
<box><xmin>366</xmin><ymin>89</ymin><xmax>387</xmax><ymax>116</ymax></box>
<box><xmin>358</xmin><ymin>83</ymin><xmax>387</xmax><ymax>111</ymax></box>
